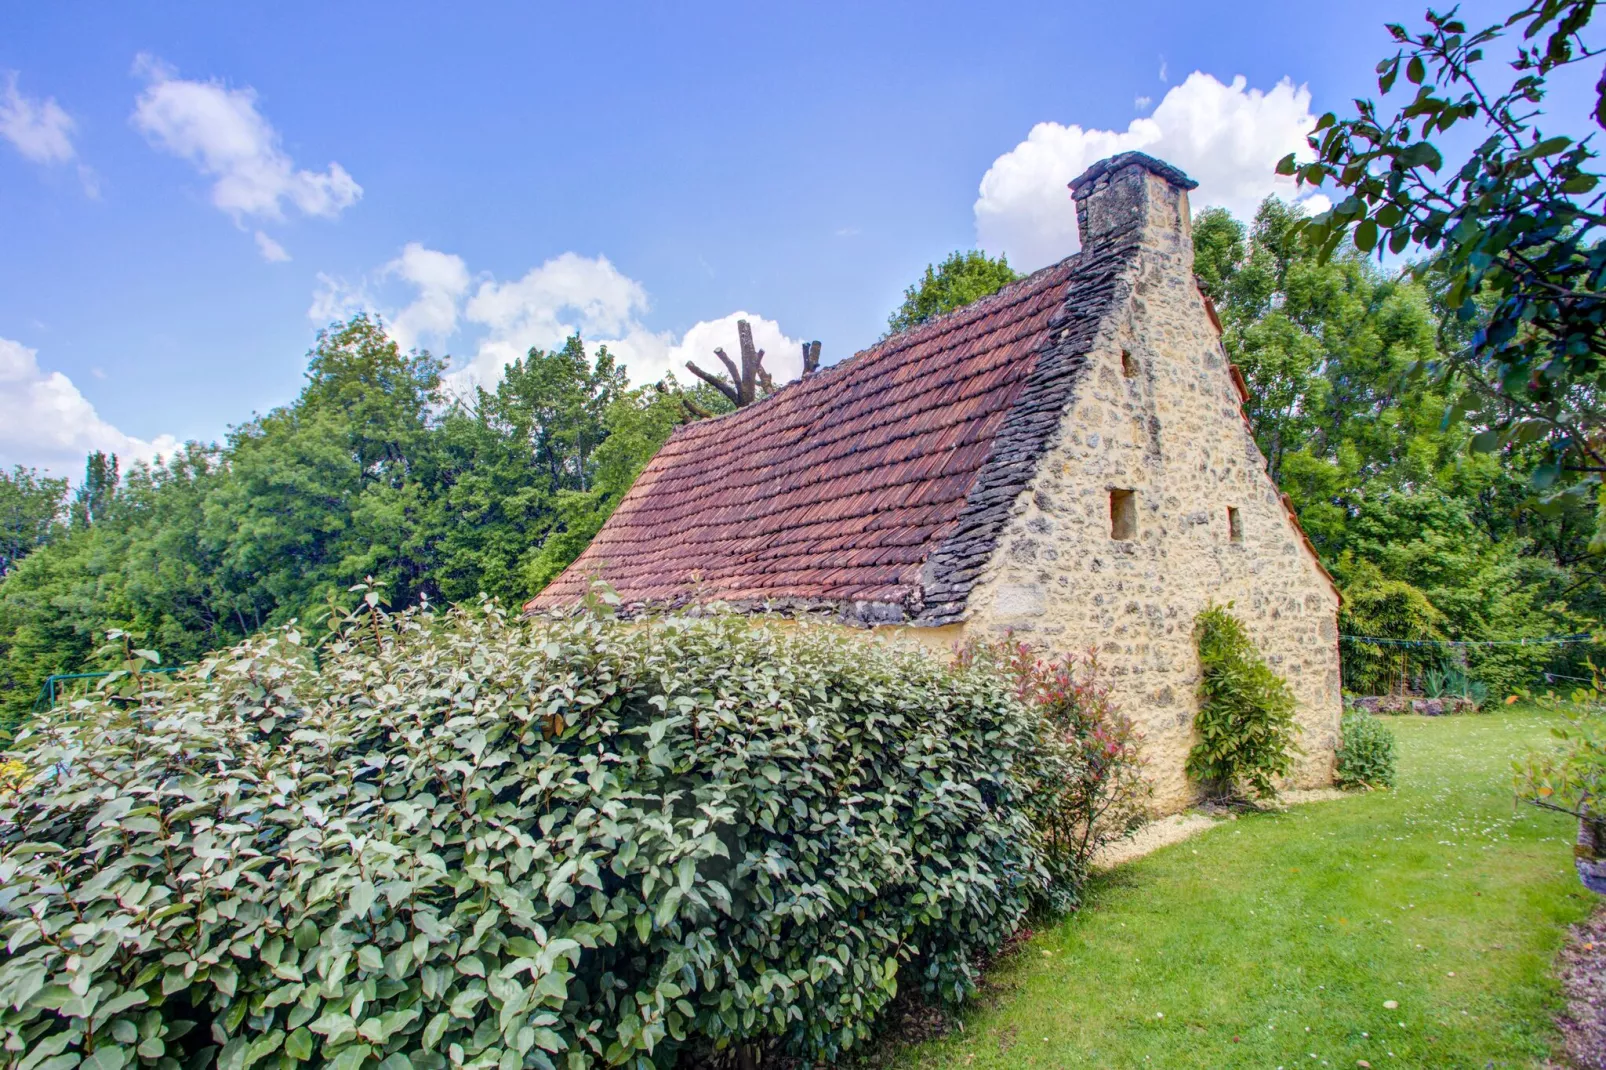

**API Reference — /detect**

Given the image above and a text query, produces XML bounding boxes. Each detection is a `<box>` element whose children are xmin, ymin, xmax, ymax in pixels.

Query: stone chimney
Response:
<box><xmin>1068</xmin><ymin>152</ymin><xmax>1198</xmax><ymax>259</ymax></box>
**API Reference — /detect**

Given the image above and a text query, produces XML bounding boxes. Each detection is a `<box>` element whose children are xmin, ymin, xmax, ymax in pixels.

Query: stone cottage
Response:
<box><xmin>527</xmin><ymin>151</ymin><xmax>1343</xmax><ymax>809</ymax></box>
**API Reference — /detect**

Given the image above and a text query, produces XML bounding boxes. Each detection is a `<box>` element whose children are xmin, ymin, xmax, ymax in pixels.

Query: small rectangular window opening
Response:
<box><xmin>1120</xmin><ymin>349</ymin><xmax>1137</xmax><ymax>378</ymax></box>
<box><xmin>1110</xmin><ymin>489</ymin><xmax>1136</xmax><ymax>541</ymax></box>
<box><xmin>1227</xmin><ymin>506</ymin><xmax>1243</xmax><ymax>543</ymax></box>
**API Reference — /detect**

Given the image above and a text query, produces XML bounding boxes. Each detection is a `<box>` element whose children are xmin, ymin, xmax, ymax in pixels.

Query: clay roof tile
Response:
<box><xmin>527</xmin><ymin>234</ymin><xmax>1142</xmax><ymax>621</ymax></box>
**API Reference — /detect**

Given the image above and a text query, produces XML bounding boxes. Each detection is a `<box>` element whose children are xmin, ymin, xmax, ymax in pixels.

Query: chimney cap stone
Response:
<box><xmin>1069</xmin><ymin>152</ymin><xmax>1198</xmax><ymax>196</ymax></box>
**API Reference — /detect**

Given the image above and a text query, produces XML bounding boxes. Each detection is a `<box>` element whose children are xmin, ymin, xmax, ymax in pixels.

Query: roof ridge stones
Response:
<box><xmin>1069</xmin><ymin>150</ymin><xmax>1200</xmax><ymax>195</ymax></box>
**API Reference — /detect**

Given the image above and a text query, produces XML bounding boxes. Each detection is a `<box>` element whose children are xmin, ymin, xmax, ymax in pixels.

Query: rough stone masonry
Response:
<box><xmin>954</xmin><ymin>156</ymin><xmax>1343</xmax><ymax>808</ymax></box>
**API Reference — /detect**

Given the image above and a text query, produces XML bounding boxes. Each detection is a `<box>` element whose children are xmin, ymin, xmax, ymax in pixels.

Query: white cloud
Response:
<box><xmin>307</xmin><ymin>271</ymin><xmax>368</xmax><ymax>327</ymax></box>
<box><xmin>459</xmin><ymin>253</ymin><xmax>650</xmax><ymax>386</ymax></box>
<box><xmin>1301</xmin><ymin>192</ymin><xmax>1333</xmax><ymax>216</ymax></box>
<box><xmin>254</xmin><ymin>230</ymin><xmax>290</xmax><ymax>262</ymax></box>
<box><xmin>0</xmin><ymin>72</ymin><xmax>76</xmax><ymax>165</ymax></box>
<box><xmin>1134</xmin><ymin>95</ymin><xmax>1152</xmax><ymax>112</ymax></box>
<box><xmin>609</xmin><ymin>311</ymin><xmax>803</xmax><ymax>394</ymax></box>
<box><xmin>975</xmin><ymin>72</ymin><xmax>1323</xmax><ymax>270</ymax></box>
<box><xmin>308</xmin><ymin>247</ymin><xmax>802</xmax><ymax>396</ymax></box>
<box><xmin>0</xmin><ymin>337</ymin><xmax>179</xmax><ymax>476</ymax></box>
<box><xmin>382</xmin><ymin>244</ymin><xmax>470</xmax><ymax>352</ymax></box>
<box><xmin>131</xmin><ymin>54</ymin><xmax>361</xmax><ymax>229</ymax></box>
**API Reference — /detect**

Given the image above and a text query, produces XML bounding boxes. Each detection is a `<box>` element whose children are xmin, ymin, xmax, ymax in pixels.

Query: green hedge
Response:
<box><xmin>0</xmin><ymin>597</ymin><xmax>1041</xmax><ymax>1070</ymax></box>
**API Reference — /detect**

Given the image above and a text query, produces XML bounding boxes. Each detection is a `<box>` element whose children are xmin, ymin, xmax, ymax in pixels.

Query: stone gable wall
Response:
<box><xmin>957</xmin><ymin>168</ymin><xmax>1343</xmax><ymax>811</ymax></box>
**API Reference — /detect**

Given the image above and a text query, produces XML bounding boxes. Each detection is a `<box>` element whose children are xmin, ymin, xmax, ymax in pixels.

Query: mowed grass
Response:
<box><xmin>895</xmin><ymin>708</ymin><xmax>1599</xmax><ymax>1069</ymax></box>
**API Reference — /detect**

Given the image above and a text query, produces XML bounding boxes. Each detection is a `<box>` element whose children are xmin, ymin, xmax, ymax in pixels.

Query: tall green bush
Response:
<box><xmin>1335</xmin><ymin>711</ymin><xmax>1397</xmax><ymax>788</ymax></box>
<box><xmin>1187</xmin><ymin>603</ymin><xmax>1300</xmax><ymax>801</ymax></box>
<box><xmin>0</xmin><ymin>595</ymin><xmax>1041</xmax><ymax>1069</ymax></box>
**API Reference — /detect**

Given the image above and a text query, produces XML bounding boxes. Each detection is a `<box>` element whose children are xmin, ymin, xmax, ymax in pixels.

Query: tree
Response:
<box><xmin>0</xmin><ymin>467</ymin><xmax>67</xmax><ymax>575</ymax></box>
<box><xmin>0</xmin><ymin>316</ymin><xmax>724</xmax><ymax>732</ymax></box>
<box><xmin>1198</xmin><ymin>196</ymin><xmax>1601</xmax><ymax>695</ymax></box>
<box><xmin>196</xmin><ymin>317</ymin><xmax>450</xmax><ymax>626</ymax></box>
<box><xmin>684</xmin><ymin>319</ymin><xmax>775</xmax><ymax>408</ymax></box>
<box><xmin>1338</xmin><ymin>559</ymin><xmax>1449</xmax><ymax>695</ymax></box>
<box><xmin>0</xmin><ymin>447</ymin><xmax>232</xmax><ymax>735</ymax></box>
<box><xmin>1192</xmin><ymin>207</ymin><xmax>1247</xmax><ymax>304</ymax></box>
<box><xmin>71</xmin><ymin>452</ymin><xmax>118</xmax><ymax>529</ymax></box>
<box><xmin>1202</xmin><ymin>196</ymin><xmax>1441</xmax><ymax>488</ymax></box>
<box><xmin>432</xmin><ymin>335</ymin><xmax>632</xmax><ymax>602</ymax></box>
<box><xmin>522</xmin><ymin>379</ymin><xmax>693</xmax><ymax>591</ymax></box>
<box><xmin>886</xmin><ymin>250</ymin><xmax>1021</xmax><ymax>335</ymax></box>
<box><xmin>299</xmin><ymin>314</ymin><xmax>445</xmax><ymax>484</ymax></box>
<box><xmin>1278</xmin><ymin>0</ymin><xmax>1606</xmax><ymax>536</ymax></box>
<box><xmin>799</xmin><ymin>339</ymin><xmax>822</xmax><ymax>375</ymax></box>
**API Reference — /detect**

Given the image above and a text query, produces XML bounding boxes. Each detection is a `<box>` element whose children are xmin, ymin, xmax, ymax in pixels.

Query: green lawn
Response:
<box><xmin>895</xmin><ymin>708</ymin><xmax>1599</xmax><ymax>1069</ymax></box>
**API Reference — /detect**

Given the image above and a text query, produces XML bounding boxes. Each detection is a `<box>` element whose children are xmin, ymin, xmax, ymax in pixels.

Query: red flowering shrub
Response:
<box><xmin>955</xmin><ymin>639</ymin><xmax>1150</xmax><ymax>910</ymax></box>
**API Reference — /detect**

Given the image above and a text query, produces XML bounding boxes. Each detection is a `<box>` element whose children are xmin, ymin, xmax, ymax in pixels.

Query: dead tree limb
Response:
<box><xmin>657</xmin><ymin>379</ymin><xmax>714</xmax><ymax>420</ymax></box>
<box><xmin>685</xmin><ymin>318</ymin><xmax>777</xmax><ymax>408</ymax></box>
<box><xmin>684</xmin><ymin>361</ymin><xmax>742</xmax><ymax>406</ymax></box>
<box><xmin>715</xmin><ymin>347</ymin><xmax>743</xmax><ymax>388</ymax></box>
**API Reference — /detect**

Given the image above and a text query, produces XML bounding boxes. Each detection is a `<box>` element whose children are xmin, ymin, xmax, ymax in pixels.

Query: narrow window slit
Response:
<box><xmin>1121</xmin><ymin>349</ymin><xmax>1137</xmax><ymax>378</ymax></box>
<box><xmin>1110</xmin><ymin>489</ymin><xmax>1136</xmax><ymax>541</ymax></box>
<box><xmin>1228</xmin><ymin>506</ymin><xmax>1243</xmax><ymax>543</ymax></box>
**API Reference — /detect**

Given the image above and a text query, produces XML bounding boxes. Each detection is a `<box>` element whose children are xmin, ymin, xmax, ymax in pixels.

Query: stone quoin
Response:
<box><xmin>527</xmin><ymin>151</ymin><xmax>1343</xmax><ymax>809</ymax></box>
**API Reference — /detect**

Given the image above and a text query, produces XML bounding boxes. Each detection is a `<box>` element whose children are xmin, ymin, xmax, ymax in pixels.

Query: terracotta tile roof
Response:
<box><xmin>527</xmin><ymin>234</ymin><xmax>1142</xmax><ymax>623</ymax></box>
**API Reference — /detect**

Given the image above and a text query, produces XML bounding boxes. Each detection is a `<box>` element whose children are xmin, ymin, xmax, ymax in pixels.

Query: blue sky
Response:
<box><xmin>0</xmin><ymin>0</ymin><xmax>1578</xmax><ymax>474</ymax></box>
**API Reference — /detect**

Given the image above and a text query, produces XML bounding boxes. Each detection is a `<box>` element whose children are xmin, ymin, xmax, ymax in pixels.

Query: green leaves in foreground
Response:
<box><xmin>1276</xmin><ymin>1</ymin><xmax>1606</xmax><ymax>529</ymax></box>
<box><xmin>0</xmin><ymin>600</ymin><xmax>1041</xmax><ymax>1069</ymax></box>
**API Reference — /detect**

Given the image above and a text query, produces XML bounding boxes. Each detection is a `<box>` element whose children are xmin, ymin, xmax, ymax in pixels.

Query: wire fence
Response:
<box><xmin>1339</xmin><ymin>633</ymin><xmax>1598</xmax><ymax>648</ymax></box>
<box><xmin>1338</xmin><ymin>632</ymin><xmax>1600</xmax><ymax>697</ymax></box>
<box><xmin>31</xmin><ymin>667</ymin><xmax>182</xmax><ymax>713</ymax></box>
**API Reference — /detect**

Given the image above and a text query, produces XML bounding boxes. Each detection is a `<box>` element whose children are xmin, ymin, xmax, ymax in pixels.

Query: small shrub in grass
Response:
<box><xmin>0</xmin><ymin>591</ymin><xmax>1042</xmax><ymax>1070</ymax></box>
<box><xmin>1335</xmin><ymin>711</ymin><xmax>1397</xmax><ymax>788</ymax></box>
<box><xmin>956</xmin><ymin>639</ymin><xmax>1149</xmax><ymax>911</ymax></box>
<box><xmin>1187</xmin><ymin>603</ymin><xmax>1300</xmax><ymax>801</ymax></box>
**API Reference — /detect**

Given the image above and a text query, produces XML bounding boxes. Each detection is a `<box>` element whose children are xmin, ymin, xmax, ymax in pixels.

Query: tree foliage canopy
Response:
<box><xmin>1202</xmin><ymin>191</ymin><xmax>1599</xmax><ymax>697</ymax></box>
<box><xmin>0</xmin><ymin>317</ymin><xmax>720</xmax><ymax>732</ymax></box>
<box><xmin>885</xmin><ymin>250</ymin><xmax>1021</xmax><ymax>336</ymax></box>
<box><xmin>0</xmin><ymin>468</ymin><xmax>67</xmax><ymax>577</ymax></box>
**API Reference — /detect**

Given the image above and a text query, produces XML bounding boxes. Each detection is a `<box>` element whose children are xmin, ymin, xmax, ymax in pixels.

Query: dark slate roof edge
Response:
<box><xmin>911</xmin><ymin>232</ymin><xmax>1144</xmax><ymax>625</ymax></box>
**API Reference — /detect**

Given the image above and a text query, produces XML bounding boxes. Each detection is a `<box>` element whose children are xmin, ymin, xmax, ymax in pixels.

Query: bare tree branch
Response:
<box><xmin>712</xmin><ymin>347</ymin><xmax>742</xmax><ymax>387</ymax></box>
<box><xmin>684</xmin><ymin>361</ymin><xmax>741</xmax><ymax>405</ymax></box>
<box><xmin>683</xmin><ymin>319</ymin><xmax>802</xmax><ymax>408</ymax></box>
